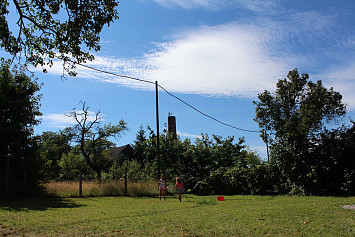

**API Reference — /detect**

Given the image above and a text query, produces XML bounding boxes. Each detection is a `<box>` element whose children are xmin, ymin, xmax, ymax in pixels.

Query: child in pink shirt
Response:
<box><xmin>174</xmin><ymin>177</ymin><xmax>184</xmax><ymax>202</ymax></box>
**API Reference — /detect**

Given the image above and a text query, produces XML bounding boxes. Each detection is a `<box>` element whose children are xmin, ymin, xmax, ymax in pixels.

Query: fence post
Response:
<box><xmin>5</xmin><ymin>156</ymin><xmax>9</xmax><ymax>201</ymax></box>
<box><xmin>124</xmin><ymin>166</ymin><xmax>128</xmax><ymax>196</ymax></box>
<box><xmin>79</xmin><ymin>170</ymin><xmax>82</xmax><ymax>198</ymax></box>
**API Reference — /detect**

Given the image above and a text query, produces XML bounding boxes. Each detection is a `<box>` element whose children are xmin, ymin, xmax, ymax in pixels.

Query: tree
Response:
<box><xmin>211</xmin><ymin>135</ymin><xmax>249</xmax><ymax>168</ymax></box>
<box><xmin>253</xmin><ymin>69</ymin><xmax>346</xmax><ymax>192</ymax></box>
<box><xmin>132</xmin><ymin>125</ymin><xmax>147</xmax><ymax>164</ymax></box>
<box><xmin>59</xmin><ymin>146</ymin><xmax>91</xmax><ymax>180</ymax></box>
<box><xmin>0</xmin><ymin>0</ymin><xmax>119</xmax><ymax>74</ymax></box>
<box><xmin>311</xmin><ymin>121</ymin><xmax>355</xmax><ymax>195</ymax></box>
<box><xmin>36</xmin><ymin>128</ymin><xmax>73</xmax><ymax>181</ymax></box>
<box><xmin>0</xmin><ymin>59</ymin><xmax>42</xmax><ymax>199</ymax></box>
<box><xmin>66</xmin><ymin>102</ymin><xmax>127</xmax><ymax>183</ymax></box>
<box><xmin>187</xmin><ymin>134</ymin><xmax>263</xmax><ymax>195</ymax></box>
<box><xmin>141</xmin><ymin>129</ymin><xmax>192</xmax><ymax>181</ymax></box>
<box><xmin>128</xmin><ymin>127</ymin><xmax>270</xmax><ymax>195</ymax></box>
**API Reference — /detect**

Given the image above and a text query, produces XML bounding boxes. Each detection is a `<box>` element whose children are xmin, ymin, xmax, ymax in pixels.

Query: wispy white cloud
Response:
<box><xmin>289</xmin><ymin>11</ymin><xmax>336</xmax><ymax>33</ymax></box>
<box><xmin>40</xmin><ymin>113</ymin><xmax>76</xmax><ymax>129</ymax></box>
<box><xmin>316</xmin><ymin>62</ymin><xmax>355</xmax><ymax>111</ymax></box>
<box><xmin>36</xmin><ymin>56</ymin><xmax>154</xmax><ymax>90</ymax></box>
<box><xmin>42</xmin><ymin>22</ymin><xmax>289</xmax><ymax>97</ymax></box>
<box><xmin>36</xmin><ymin>8</ymin><xmax>355</xmax><ymax>110</ymax></box>
<box><xmin>40</xmin><ymin>111</ymin><xmax>105</xmax><ymax>129</ymax></box>
<box><xmin>249</xmin><ymin>145</ymin><xmax>267</xmax><ymax>159</ymax></box>
<box><xmin>177</xmin><ymin>130</ymin><xmax>202</xmax><ymax>139</ymax></box>
<box><xmin>152</xmin><ymin>0</ymin><xmax>277</xmax><ymax>12</ymax></box>
<box><xmin>42</xmin><ymin>113</ymin><xmax>75</xmax><ymax>123</ymax></box>
<box><xmin>141</xmin><ymin>23</ymin><xmax>290</xmax><ymax>97</ymax></box>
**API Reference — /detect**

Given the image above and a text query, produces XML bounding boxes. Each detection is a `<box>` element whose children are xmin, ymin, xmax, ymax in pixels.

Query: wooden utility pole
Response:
<box><xmin>155</xmin><ymin>81</ymin><xmax>160</xmax><ymax>180</ymax></box>
<box><xmin>264</xmin><ymin>131</ymin><xmax>270</xmax><ymax>162</ymax></box>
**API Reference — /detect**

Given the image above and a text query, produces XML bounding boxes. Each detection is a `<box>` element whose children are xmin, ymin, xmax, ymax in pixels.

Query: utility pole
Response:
<box><xmin>263</xmin><ymin>131</ymin><xmax>270</xmax><ymax>162</ymax></box>
<box><xmin>266</xmin><ymin>140</ymin><xmax>270</xmax><ymax>162</ymax></box>
<box><xmin>155</xmin><ymin>81</ymin><xmax>160</xmax><ymax>180</ymax></box>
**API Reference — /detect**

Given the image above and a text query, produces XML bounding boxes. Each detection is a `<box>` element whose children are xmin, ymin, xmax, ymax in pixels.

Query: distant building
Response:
<box><xmin>168</xmin><ymin>113</ymin><xmax>177</xmax><ymax>139</ymax></box>
<box><xmin>108</xmin><ymin>144</ymin><xmax>134</xmax><ymax>165</ymax></box>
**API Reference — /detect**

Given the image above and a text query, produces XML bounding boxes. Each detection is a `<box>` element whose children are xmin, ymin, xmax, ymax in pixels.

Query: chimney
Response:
<box><xmin>168</xmin><ymin>113</ymin><xmax>177</xmax><ymax>139</ymax></box>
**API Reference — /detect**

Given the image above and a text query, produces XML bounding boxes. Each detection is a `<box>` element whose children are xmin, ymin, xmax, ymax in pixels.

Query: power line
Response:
<box><xmin>75</xmin><ymin>63</ymin><xmax>155</xmax><ymax>85</ymax></box>
<box><xmin>158</xmin><ymin>85</ymin><xmax>259</xmax><ymax>133</ymax></box>
<box><xmin>75</xmin><ymin>63</ymin><xmax>259</xmax><ymax>133</ymax></box>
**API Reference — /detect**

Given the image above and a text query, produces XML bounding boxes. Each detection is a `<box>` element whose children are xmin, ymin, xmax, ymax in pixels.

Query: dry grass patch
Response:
<box><xmin>45</xmin><ymin>181</ymin><xmax>159</xmax><ymax>197</ymax></box>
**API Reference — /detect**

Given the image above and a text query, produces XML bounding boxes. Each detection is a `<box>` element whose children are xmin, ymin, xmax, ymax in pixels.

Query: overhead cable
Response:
<box><xmin>158</xmin><ymin>85</ymin><xmax>259</xmax><ymax>133</ymax></box>
<box><xmin>75</xmin><ymin>63</ymin><xmax>259</xmax><ymax>133</ymax></box>
<box><xmin>75</xmin><ymin>63</ymin><xmax>155</xmax><ymax>85</ymax></box>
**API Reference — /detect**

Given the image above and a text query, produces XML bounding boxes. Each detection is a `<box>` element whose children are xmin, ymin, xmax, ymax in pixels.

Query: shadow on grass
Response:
<box><xmin>56</xmin><ymin>202</ymin><xmax>200</xmax><ymax>229</ymax></box>
<box><xmin>0</xmin><ymin>198</ymin><xmax>85</xmax><ymax>212</ymax></box>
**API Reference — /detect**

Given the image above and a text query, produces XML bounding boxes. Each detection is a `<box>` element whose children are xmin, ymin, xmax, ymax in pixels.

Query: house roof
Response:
<box><xmin>109</xmin><ymin>144</ymin><xmax>134</xmax><ymax>158</ymax></box>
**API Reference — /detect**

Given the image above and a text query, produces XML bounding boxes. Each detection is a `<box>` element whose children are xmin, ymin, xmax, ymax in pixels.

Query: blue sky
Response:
<box><xmin>5</xmin><ymin>0</ymin><xmax>355</xmax><ymax>159</ymax></box>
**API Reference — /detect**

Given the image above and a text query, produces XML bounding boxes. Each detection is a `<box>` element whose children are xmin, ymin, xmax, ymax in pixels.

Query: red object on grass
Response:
<box><xmin>217</xmin><ymin>196</ymin><xmax>224</xmax><ymax>201</ymax></box>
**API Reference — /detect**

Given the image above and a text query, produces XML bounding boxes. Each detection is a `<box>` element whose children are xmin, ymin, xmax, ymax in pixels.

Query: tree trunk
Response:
<box><xmin>97</xmin><ymin>171</ymin><xmax>102</xmax><ymax>185</ymax></box>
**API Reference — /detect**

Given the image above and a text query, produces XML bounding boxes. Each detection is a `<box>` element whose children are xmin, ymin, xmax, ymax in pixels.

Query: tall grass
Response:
<box><xmin>45</xmin><ymin>181</ymin><xmax>159</xmax><ymax>198</ymax></box>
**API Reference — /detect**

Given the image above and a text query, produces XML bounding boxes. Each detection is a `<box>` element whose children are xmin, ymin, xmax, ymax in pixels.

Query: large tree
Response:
<box><xmin>36</xmin><ymin>128</ymin><xmax>73</xmax><ymax>181</ymax></box>
<box><xmin>253</xmin><ymin>69</ymin><xmax>346</xmax><ymax>191</ymax></box>
<box><xmin>66</xmin><ymin>102</ymin><xmax>127</xmax><ymax>183</ymax></box>
<box><xmin>0</xmin><ymin>0</ymin><xmax>119</xmax><ymax>74</ymax></box>
<box><xmin>132</xmin><ymin>125</ymin><xmax>147</xmax><ymax>164</ymax></box>
<box><xmin>0</xmin><ymin>59</ymin><xmax>42</xmax><ymax>199</ymax></box>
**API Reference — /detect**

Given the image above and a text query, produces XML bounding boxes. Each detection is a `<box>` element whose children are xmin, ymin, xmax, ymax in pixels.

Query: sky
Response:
<box><xmin>4</xmin><ymin>0</ymin><xmax>355</xmax><ymax>159</ymax></box>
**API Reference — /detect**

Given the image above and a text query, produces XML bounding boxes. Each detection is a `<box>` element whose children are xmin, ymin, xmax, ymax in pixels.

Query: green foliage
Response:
<box><xmin>253</xmin><ymin>69</ymin><xmax>346</xmax><ymax>193</ymax></box>
<box><xmin>36</xmin><ymin>128</ymin><xmax>73</xmax><ymax>181</ymax></box>
<box><xmin>255</xmin><ymin>70</ymin><xmax>345</xmax><ymax>141</ymax></box>
<box><xmin>108</xmin><ymin>160</ymin><xmax>154</xmax><ymax>183</ymax></box>
<box><xmin>310</xmin><ymin>122</ymin><xmax>355</xmax><ymax>195</ymax></box>
<box><xmin>59</xmin><ymin>148</ymin><xmax>89</xmax><ymax>180</ymax></box>
<box><xmin>0</xmin><ymin>0</ymin><xmax>119</xmax><ymax>74</ymax></box>
<box><xmin>36</xmin><ymin>80</ymin><xmax>352</xmax><ymax>197</ymax></box>
<box><xmin>186</xmin><ymin>135</ymin><xmax>266</xmax><ymax>195</ymax></box>
<box><xmin>84</xmin><ymin>139</ymin><xmax>115</xmax><ymax>177</ymax></box>
<box><xmin>132</xmin><ymin>125</ymin><xmax>147</xmax><ymax>164</ymax></box>
<box><xmin>131</xmin><ymin>127</ymin><xmax>266</xmax><ymax>195</ymax></box>
<box><xmin>204</xmin><ymin>161</ymin><xmax>275</xmax><ymax>196</ymax></box>
<box><xmin>0</xmin><ymin>58</ymin><xmax>42</xmax><ymax>199</ymax></box>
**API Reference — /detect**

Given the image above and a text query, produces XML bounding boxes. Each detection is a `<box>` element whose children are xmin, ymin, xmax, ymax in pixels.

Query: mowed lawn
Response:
<box><xmin>1</xmin><ymin>195</ymin><xmax>354</xmax><ymax>236</ymax></box>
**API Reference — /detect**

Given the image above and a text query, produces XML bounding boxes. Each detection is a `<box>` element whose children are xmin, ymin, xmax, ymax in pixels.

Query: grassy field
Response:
<box><xmin>0</xmin><ymin>195</ymin><xmax>354</xmax><ymax>236</ymax></box>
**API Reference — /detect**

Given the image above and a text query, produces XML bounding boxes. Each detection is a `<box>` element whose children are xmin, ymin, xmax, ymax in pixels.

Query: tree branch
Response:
<box><xmin>13</xmin><ymin>0</ymin><xmax>58</xmax><ymax>36</ymax></box>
